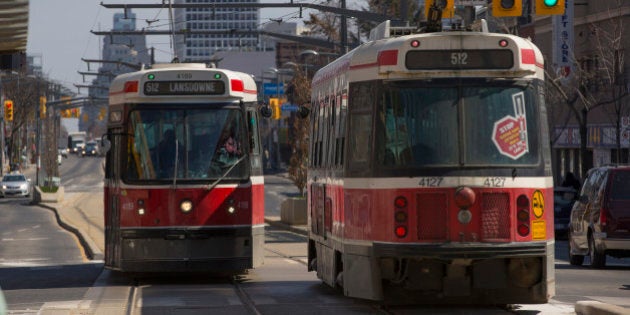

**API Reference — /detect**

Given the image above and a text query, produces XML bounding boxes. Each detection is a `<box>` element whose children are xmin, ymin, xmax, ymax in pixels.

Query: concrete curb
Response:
<box><xmin>35</xmin><ymin>202</ymin><xmax>104</xmax><ymax>261</ymax></box>
<box><xmin>575</xmin><ymin>301</ymin><xmax>630</xmax><ymax>315</ymax></box>
<box><xmin>264</xmin><ymin>218</ymin><xmax>308</xmax><ymax>236</ymax></box>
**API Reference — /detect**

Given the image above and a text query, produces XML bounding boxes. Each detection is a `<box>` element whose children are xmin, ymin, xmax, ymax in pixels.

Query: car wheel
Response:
<box><xmin>588</xmin><ymin>234</ymin><xmax>606</xmax><ymax>268</ymax></box>
<box><xmin>568</xmin><ymin>234</ymin><xmax>584</xmax><ymax>266</ymax></box>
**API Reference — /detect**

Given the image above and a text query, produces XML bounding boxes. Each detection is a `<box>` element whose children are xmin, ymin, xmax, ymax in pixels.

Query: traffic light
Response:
<box><xmin>492</xmin><ymin>0</ymin><xmax>523</xmax><ymax>17</ymax></box>
<box><xmin>269</xmin><ymin>98</ymin><xmax>281</xmax><ymax>120</ymax></box>
<box><xmin>424</xmin><ymin>0</ymin><xmax>455</xmax><ymax>19</ymax></box>
<box><xmin>536</xmin><ymin>0</ymin><xmax>565</xmax><ymax>15</ymax></box>
<box><xmin>4</xmin><ymin>100</ymin><xmax>13</xmax><ymax>121</ymax></box>
<box><xmin>39</xmin><ymin>96</ymin><xmax>47</xmax><ymax>119</ymax></box>
<box><xmin>98</xmin><ymin>107</ymin><xmax>107</xmax><ymax>121</ymax></box>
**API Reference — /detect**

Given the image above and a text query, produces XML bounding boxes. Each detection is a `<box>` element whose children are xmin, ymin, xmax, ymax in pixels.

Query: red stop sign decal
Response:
<box><xmin>492</xmin><ymin>116</ymin><xmax>528</xmax><ymax>159</ymax></box>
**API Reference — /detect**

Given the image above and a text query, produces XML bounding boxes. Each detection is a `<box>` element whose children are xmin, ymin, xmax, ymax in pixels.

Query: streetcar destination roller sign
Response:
<box><xmin>405</xmin><ymin>50</ymin><xmax>514</xmax><ymax>70</ymax></box>
<box><xmin>144</xmin><ymin>80</ymin><xmax>226</xmax><ymax>95</ymax></box>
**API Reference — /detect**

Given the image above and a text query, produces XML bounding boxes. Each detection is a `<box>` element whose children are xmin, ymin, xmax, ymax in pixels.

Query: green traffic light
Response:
<box><xmin>544</xmin><ymin>0</ymin><xmax>558</xmax><ymax>6</ymax></box>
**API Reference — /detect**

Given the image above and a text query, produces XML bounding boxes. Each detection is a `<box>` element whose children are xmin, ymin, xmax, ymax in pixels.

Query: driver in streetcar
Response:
<box><xmin>216</xmin><ymin>135</ymin><xmax>242</xmax><ymax>165</ymax></box>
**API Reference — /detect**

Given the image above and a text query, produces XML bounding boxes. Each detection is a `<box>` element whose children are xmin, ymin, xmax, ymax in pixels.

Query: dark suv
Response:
<box><xmin>568</xmin><ymin>165</ymin><xmax>630</xmax><ymax>268</ymax></box>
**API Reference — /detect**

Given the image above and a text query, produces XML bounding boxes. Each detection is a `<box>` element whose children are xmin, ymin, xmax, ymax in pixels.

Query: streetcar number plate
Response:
<box><xmin>418</xmin><ymin>177</ymin><xmax>443</xmax><ymax>187</ymax></box>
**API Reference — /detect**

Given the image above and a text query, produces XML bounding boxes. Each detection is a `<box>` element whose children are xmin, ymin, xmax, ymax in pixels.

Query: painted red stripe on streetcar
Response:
<box><xmin>521</xmin><ymin>48</ymin><xmax>543</xmax><ymax>69</ymax></box>
<box><xmin>348</xmin><ymin>49</ymin><xmax>399</xmax><ymax>70</ymax></box>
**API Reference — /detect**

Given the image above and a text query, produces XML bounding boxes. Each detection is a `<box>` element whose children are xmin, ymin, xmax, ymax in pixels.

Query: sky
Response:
<box><xmin>27</xmin><ymin>0</ymin><xmax>364</xmax><ymax>96</ymax></box>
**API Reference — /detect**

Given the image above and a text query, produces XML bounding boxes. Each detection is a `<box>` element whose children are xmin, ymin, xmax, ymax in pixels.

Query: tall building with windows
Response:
<box><xmin>173</xmin><ymin>0</ymin><xmax>260</xmax><ymax>61</ymax></box>
<box><xmin>83</xmin><ymin>9</ymin><xmax>151</xmax><ymax>137</ymax></box>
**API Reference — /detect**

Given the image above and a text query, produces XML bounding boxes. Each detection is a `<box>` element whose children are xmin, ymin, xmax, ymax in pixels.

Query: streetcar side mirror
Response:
<box><xmin>260</xmin><ymin>105</ymin><xmax>272</xmax><ymax>118</ymax></box>
<box><xmin>101</xmin><ymin>134</ymin><xmax>112</xmax><ymax>154</ymax></box>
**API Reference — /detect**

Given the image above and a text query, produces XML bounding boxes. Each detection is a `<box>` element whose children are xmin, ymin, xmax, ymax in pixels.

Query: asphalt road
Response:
<box><xmin>1</xmin><ymin>156</ymin><xmax>630</xmax><ymax>314</ymax></box>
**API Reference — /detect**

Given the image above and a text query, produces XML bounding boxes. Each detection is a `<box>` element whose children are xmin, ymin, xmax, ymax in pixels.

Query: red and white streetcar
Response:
<box><xmin>104</xmin><ymin>63</ymin><xmax>265</xmax><ymax>273</ymax></box>
<box><xmin>306</xmin><ymin>21</ymin><xmax>554</xmax><ymax>304</ymax></box>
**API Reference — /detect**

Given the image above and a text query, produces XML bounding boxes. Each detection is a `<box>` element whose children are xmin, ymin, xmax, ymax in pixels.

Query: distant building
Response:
<box><xmin>173</xmin><ymin>0</ymin><xmax>260</xmax><ymax>61</ymax></box>
<box><xmin>84</xmin><ymin>9</ymin><xmax>151</xmax><ymax>138</ymax></box>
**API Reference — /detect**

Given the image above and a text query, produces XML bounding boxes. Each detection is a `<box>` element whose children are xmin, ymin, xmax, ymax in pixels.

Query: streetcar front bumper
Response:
<box><xmin>107</xmin><ymin>225</ymin><xmax>264</xmax><ymax>273</ymax></box>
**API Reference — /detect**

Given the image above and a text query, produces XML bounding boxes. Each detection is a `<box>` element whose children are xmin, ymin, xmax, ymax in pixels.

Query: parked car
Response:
<box><xmin>568</xmin><ymin>165</ymin><xmax>630</xmax><ymax>268</ymax></box>
<box><xmin>554</xmin><ymin>186</ymin><xmax>577</xmax><ymax>239</ymax></box>
<box><xmin>0</xmin><ymin>173</ymin><xmax>31</xmax><ymax>198</ymax></box>
<box><xmin>58</xmin><ymin>148</ymin><xmax>68</xmax><ymax>158</ymax></box>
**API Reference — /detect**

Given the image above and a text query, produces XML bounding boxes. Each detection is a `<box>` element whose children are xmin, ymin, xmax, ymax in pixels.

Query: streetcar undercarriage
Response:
<box><xmin>309</xmin><ymin>238</ymin><xmax>555</xmax><ymax>304</ymax></box>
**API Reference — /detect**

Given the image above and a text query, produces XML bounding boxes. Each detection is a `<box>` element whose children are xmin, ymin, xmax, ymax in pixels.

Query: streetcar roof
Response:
<box><xmin>108</xmin><ymin>63</ymin><xmax>257</xmax><ymax>105</ymax></box>
<box><xmin>312</xmin><ymin>31</ymin><xmax>544</xmax><ymax>86</ymax></box>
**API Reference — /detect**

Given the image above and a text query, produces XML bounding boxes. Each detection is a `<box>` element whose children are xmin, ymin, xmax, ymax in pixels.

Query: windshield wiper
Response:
<box><xmin>205</xmin><ymin>154</ymin><xmax>247</xmax><ymax>191</ymax></box>
<box><xmin>172</xmin><ymin>139</ymin><xmax>180</xmax><ymax>188</ymax></box>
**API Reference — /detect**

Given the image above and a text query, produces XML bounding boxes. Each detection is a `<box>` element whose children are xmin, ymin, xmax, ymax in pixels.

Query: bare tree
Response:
<box><xmin>286</xmin><ymin>66</ymin><xmax>310</xmax><ymax>196</ymax></box>
<box><xmin>546</xmin><ymin>0</ymin><xmax>629</xmax><ymax>177</ymax></box>
<box><xmin>2</xmin><ymin>75</ymin><xmax>38</xmax><ymax>169</ymax></box>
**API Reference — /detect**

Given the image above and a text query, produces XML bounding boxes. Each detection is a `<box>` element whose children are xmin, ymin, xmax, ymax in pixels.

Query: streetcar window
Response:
<box><xmin>380</xmin><ymin>86</ymin><xmax>459</xmax><ymax>166</ymax></box>
<box><xmin>376</xmin><ymin>81</ymin><xmax>540</xmax><ymax>168</ymax></box>
<box><xmin>463</xmin><ymin>86</ymin><xmax>539</xmax><ymax>165</ymax></box>
<box><xmin>124</xmin><ymin>107</ymin><xmax>247</xmax><ymax>182</ymax></box>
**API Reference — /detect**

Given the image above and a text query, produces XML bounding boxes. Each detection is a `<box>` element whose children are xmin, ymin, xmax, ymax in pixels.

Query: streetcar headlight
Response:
<box><xmin>180</xmin><ymin>199</ymin><xmax>193</xmax><ymax>213</ymax></box>
<box><xmin>137</xmin><ymin>199</ymin><xmax>146</xmax><ymax>215</ymax></box>
<box><xmin>227</xmin><ymin>206</ymin><xmax>236</xmax><ymax>214</ymax></box>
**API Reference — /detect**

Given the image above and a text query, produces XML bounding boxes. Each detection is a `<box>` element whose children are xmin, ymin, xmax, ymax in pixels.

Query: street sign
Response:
<box><xmin>455</xmin><ymin>0</ymin><xmax>487</xmax><ymax>5</ymax></box>
<box><xmin>263</xmin><ymin>83</ymin><xmax>284</xmax><ymax>96</ymax></box>
<box><xmin>281</xmin><ymin>104</ymin><xmax>299</xmax><ymax>112</ymax></box>
<box><xmin>492</xmin><ymin>116</ymin><xmax>528</xmax><ymax>159</ymax></box>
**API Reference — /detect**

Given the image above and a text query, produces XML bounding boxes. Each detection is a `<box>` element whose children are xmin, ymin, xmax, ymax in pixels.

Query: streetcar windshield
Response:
<box><xmin>124</xmin><ymin>106</ymin><xmax>247</xmax><ymax>181</ymax></box>
<box><xmin>378</xmin><ymin>81</ymin><xmax>539</xmax><ymax>167</ymax></box>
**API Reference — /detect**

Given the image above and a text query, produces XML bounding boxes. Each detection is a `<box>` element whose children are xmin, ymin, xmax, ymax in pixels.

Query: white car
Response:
<box><xmin>0</xmin><ymin>173</ymin><xmax>31</xmax><ymax>197</ymax></box>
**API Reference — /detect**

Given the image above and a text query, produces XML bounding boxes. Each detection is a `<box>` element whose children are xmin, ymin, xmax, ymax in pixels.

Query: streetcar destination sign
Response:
<box><xmin>405</xmin><ymin>50</ymin><xmax>514</xmax><ymax>70</ymax></box>
<box><xmin>144</xmin><ymin>81</ymin><xmax>226</xmax><ymax>95</ymax></box>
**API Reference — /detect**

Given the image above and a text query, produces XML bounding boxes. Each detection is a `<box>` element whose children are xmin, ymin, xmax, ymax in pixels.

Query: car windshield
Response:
<box><xmin>124</xmin><ymin>106</ymin><xmax>247</xmax><ymax>181</ymax></box>
<box><xmin>3</xmin><ymin>175</ymin><xmax>25</xmax><ymax>182</ymax></box>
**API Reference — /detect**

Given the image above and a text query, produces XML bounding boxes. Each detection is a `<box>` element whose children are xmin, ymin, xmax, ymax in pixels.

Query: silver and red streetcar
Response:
<box><xmin>307</xmin><ymin>21</ymin><xmax>554</xmax><ymax>304</ymax></box>
<box><xmin>104</xmin><ymin>63</ymin><xmax>265</xmax><ymax>273</ymax></box>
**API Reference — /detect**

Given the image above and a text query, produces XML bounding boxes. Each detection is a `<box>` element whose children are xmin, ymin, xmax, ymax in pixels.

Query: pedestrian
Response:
<box><xmin>561</xmin><ymin>171</ymin><xmax>581</xmax><ymax>191</ymax></box>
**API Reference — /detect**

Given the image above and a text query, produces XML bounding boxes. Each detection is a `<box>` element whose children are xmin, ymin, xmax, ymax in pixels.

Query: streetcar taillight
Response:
<box><xmin>393</xmin><ymin>195</ymin><xmax>408</xmax><ymax>237</ymax></box>
<box><xmin>517</xmin><ymin>224</ymin><xmax>530</xmax><ymax>236</ymax></box>
<box><xmin>124</xmin><ymin>81</ymin><xmax>138</xmax><ymax>93</ymax></box>
<box><xmin>410</xmin><ymin>40</ymin><xmax>420</xmax><ymax>48</ymax></box>
<box><xmin>516</xmin><ymin>194</ymin><xmax>530</xmax><ymax>236</ymax></box>
<box><xmin>394</xmin><ymin>196</ymin><xmax>407</xmax><ymax>208</ymax></box>
<box><xmin>499</xmin><ymin>39</ymin><xmax>509</xmax><ymax>47</ymax></box>
<box><xmin>395</xmin><ymin>226</ymin><xmax>407</xmax><ymax>238</ymax></box>
<box><xmin>517</xmin><ymin>194</ymin><xmax>529</xmax><ymax>208</ymax></box>
<box><xmin>395</xmin><ymin>211</ymin><xmax>407</xmax><ymax>222</ymax></box>
<box><xmin>231</xmin><ymin>79</ymin><xmax>244</xmax><ymax>92</ymax></box>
